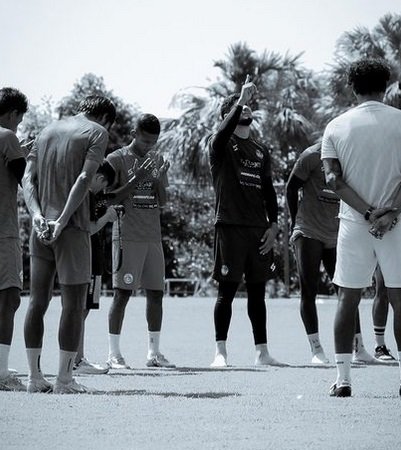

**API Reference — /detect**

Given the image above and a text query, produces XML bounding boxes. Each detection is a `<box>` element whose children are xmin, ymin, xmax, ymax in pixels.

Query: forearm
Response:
<box><xmin>90</xmin><ymin>215</ymin><xmax>110</xmax><ymax>235</ymax></box>
<box><xmin>286</xmin><ymin>187</ymin><xmax>299</xmax><ymax>227</ymax></box>
<box><xmin>22</xmin><ymin>178</ymin><xmax>42</xmax><ymax>218</ymax></box>
<box><xmin>57</xmin><ymin>174</ymin><xmax>91</xmax><ymax>227</ymax></box>
<box><xmin>211</xmin><ymin>105</ymin><xmax>242</xmax><ymax>150</ymax></box>
<box><xmin>334</xmin><ymin>177</ymin><xmax>370</xmax><ymax>215</ymax></box>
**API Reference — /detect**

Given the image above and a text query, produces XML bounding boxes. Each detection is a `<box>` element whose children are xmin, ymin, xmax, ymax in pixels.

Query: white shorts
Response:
<box><xmin>112</xmin><ymin>240</ymin><xmax>165</xmax><ymax>291</ymax></box>
<box><xmin>334</xmin><ymin>219</ymin><xmax>401</xmax><ymax>288</ymax></box>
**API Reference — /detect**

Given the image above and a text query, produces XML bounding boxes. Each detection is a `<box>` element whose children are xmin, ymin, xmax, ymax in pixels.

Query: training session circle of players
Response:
<box><xmin>1</xmin><ymin>57</ymin><xmax>401</xmax><ymax>396</ymax></box>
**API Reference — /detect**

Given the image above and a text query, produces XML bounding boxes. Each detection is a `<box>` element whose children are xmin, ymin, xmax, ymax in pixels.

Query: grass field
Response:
<box><xmin>1</xmin><ymin>294</ymin><xmax>400</xmax><ymax>450</ymax></box>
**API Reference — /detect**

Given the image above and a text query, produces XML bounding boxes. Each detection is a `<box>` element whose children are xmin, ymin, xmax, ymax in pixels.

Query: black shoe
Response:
<box><xmin>374</xmin><ymin>345</ymin><xmax>396</xmax><ymax>361</ymax></box>
<box><xmin>329</xmin><ymin>383</ymin><xmax>352</xmax><ymax>397</ymax></box>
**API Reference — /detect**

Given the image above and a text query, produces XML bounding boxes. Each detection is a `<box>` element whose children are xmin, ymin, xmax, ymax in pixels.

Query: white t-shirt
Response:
<box><xmin>321</xmin><ymin>101</ymin><xmax>401</xmax><ymax>223</ymax></box>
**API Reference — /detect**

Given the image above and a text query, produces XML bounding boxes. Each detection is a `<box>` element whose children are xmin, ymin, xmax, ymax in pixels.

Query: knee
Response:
<box><xmin>111</xmin><ymin>290</ymin><xmax>131</xmax><ymax>311</ymax></box>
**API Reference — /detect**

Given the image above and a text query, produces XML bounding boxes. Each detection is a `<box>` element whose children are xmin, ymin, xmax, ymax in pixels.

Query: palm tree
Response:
<box><xmin>327</xmin><ymin>13</ymin><xmax>401</xmax><ymax>115</ymax></box>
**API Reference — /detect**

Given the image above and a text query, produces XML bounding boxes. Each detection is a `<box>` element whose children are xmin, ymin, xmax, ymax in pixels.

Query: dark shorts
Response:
<box><xmin>212</xmin><ymin>225</ymin><xmax>276</xmax><ymax>283</ymax></box>
<box><xmin>0</xmin><ymin>238</ymin><xmax>23</xmax><ymax>290</ymax></box>
<box><xmin>30</xmin><ymin>227</ymin><xmax>91</xmax><ymax>285</ymax></box>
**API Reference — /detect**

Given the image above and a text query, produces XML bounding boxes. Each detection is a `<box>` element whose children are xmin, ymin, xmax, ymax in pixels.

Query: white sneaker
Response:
<box><xmin>53</xmin><ymin>378</ymin><xmax>94</xmax><ymax>394</ymax></box>
<box><xmin>74</xmin><ymin>358</ymin><xmax>109</xmax><ymax>375</ymax></box>
<box><xmin>27</xmin><ymin>376</ymin><xmax>53</xmax><ymax>393</ymax></box>
<box><xmin>311</xmin><ymin>352</ymin><xmax>330</xmax><ymax>364</ymax></box>
<box><xmin>255</xmin><ymin>351</ymin><xmax>287</xmax><ymax>367</ymax></box>
<box><xmin>352</xmin><ymin>349</ymin><xmax>377</xmax><ymax>365</ymax></box>
<box><xmin>106</xmin><ymin>355</ymin><xmax>131</xmax><ymax>370</ymax></box>
<box><xmin>210</xmin><ymin>353</ymin><xmax>228</xmax><ymax>368</ymax></box>
<box><xmin>0</xmin><ymin>373</ymin><xmax>26</xmax><ymax>392</ymax></box>
<box><xmin>146</xmin><ymin>353</ymin><xmax>176</xmax><ymax>368</ymax></box>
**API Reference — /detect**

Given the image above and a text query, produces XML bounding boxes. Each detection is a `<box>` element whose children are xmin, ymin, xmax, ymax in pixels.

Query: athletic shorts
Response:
<box><xmin>86</xmin><ymin>274</ymin><xmax>101</xmax><ymax>310</ymax></box>
<box><xmin>112</xmin><ymin>240</ymin><xmax>165</xmax><ymax>291</ymax></box>
<box><xmin>212</xmin><ymin>225</ymin><xmax>276</xmax><ymax>283</ymax></box>
<box><xmin>334</xmin><ymin>219</ymin><xmax>401</xmax><ymax>288</ymax></box>
<box><xmin>0</xmin><ymin>238</ymin><xmax>23</xmax><ymax>290</ymax></box>
<box><xmin>30</xmin><ymin>227</ymin><xmax>91</xmax><ymax>285</ymax></box>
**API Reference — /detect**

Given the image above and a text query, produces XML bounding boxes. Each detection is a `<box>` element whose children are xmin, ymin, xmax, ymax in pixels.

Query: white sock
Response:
<box><xmin>307</xmin><ymin>333</ymin><xmax>323</xmax><ymax>354</ymax></box>
<box><xmin>148</xmin><ymin>331</ymin><xmax>160</xmax><ymax>357</ymax></box>
<box><xmin>374</xmin><ymin>326</ymin><xmax>386</xmax><ymax>347</ymax></box>
<box><xmin>353</xmin><ymin>333</ymin><xmax>365</xmax><ymax>353</ymax></box>
<box><xmin>335</xmin><ymin>353</ymin><xmax>352</xmax><ymax>386</ymax></box>
<box><xmin>216</xmin><ymin>340</ymin><xmax>227</xmax><ymax>356</ymax></box>
<box><xmin>26</xmin><ymin>348</ymin><xmax>43</xmax><ymax>379</ymax></box>
<box><xmin>58</xmin><ymin>350</ymin><xmax>77</xmax><ymax>384</ymax></box>
<box><xmin>108</xmin><ymin>333</ymin><xmax>121</xmax><ymax>357</ymax></box>
<box><xmin>255</xmin><ymin>343</ymin><xmax>268</xmax><ymax>354</ymax></box>
<box><xmin>0</xmin><ymin>344</ymin><xmax>11</xmax><ymax>378</ymax></box>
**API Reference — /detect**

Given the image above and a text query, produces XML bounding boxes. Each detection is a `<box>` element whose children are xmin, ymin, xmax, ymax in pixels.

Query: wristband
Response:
<box><xmin>364</xmin><ymin>207</ymin><xmax>373</xmax><ymax>221</ymax></box>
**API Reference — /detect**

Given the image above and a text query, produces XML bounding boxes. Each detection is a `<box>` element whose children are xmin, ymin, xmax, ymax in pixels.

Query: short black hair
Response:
<box><xmin>347</xmin><ymin>58</ymin><xmax>391</xmax><ymax>95</ymax></box>
<box><xmin>136</xmin><ymin>113</ymin><xmax>160</xmax><ymax>135</ymax></box>
<box><xmin>220</xmin><ymin>94</ymin><xmax>240</xmax><ymax>119</ymax></box>
<box><xmin>97</xmin><ymin>161</ymin><xmax>115</xmax><ymax>186</ymax></box>
<box><xmin>0</xmin><ymin>87</ymin><xmax>28</xmax><ymax>115</ymax></box>
<box><xmin>77</xmin><ymin>95</ymin><xmax>116</xmax><ymax>125</ymax></box>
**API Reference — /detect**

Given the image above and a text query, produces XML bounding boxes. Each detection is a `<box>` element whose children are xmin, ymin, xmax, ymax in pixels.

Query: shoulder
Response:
<box><xmin>0</xmin><ymin>128</ymin><xmax>18</xmax><ymax>144</ymax></box>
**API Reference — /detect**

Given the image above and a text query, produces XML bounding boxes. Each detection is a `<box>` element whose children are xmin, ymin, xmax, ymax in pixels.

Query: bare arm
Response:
<box><xmin>22</xmin><ymin>154</ymin><xmax>48</xmax><ymax>236</ymax></box>
<box><xmin>286</xmin><ymin>174</ymin><xmax>304</xmax><ymax>232</ymax></box>
<box><xmin>89</xmin><ymin>206</ymin><xmax>118</xmax><ymax>235</ymax></box>
<box><xmin>322</xmin><ymin>158</ymin><xmax>371</xmax><ymax>215</ymax></box>
<box><xmin>47</xmin><ymin>159</ymin><xmax>100</xmax><ymax>242</ymax></box>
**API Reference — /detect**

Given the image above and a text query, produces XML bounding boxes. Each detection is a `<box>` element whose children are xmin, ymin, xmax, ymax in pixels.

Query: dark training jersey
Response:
<box><xmin>208</xmin><ymin>105</ymin><xmax>278</xmax><ymax>227</ymax></box>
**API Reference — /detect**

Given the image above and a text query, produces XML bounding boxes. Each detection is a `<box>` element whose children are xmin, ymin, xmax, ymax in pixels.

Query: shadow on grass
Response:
<box><xmin>92</xmin><ymin>389</ymin><xmax>239</xmax><ymax>398</ymax></box>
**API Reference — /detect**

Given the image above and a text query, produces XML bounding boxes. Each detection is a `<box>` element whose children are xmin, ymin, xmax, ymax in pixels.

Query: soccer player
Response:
<box><xmin>0</xmin><ymin>87</ymin><xmax>28</xmax><ymax>391</ymax></box>
<box><xmin>106</xmin><ymin>114</ymin><xmax>174</xmax><ymax>369</ymax></box>
<box><xmin>286</xmin><ymin>143</ymin><xmax>374</xmax><ymax>365</ymax></box>
<box><xmin>22</xmin><ymin>95</ymin><xmax>116</xmax><ymax>393</ymax></box>
<box><xmin>73</xmin><ymin>158</ymin><xmax>156</xmax><ymax>375</ymax></box>
<box><xmin>322</xmin><ymin>58</ymin><xmax>401</xmax><ymax>397</ymax></box>
<box><xmin>208</xmin><ymin>76</ymin><xmax>282</xmax><ymax>367</ymax></box>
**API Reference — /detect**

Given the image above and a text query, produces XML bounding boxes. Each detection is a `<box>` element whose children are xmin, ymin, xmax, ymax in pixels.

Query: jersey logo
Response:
<box><xmin>255</xmin><ymin>149</ymin><xmax>263</xmax><ymax>160</ymax></box>
<box><xmin>232</xmin><ymin>142</ymin><xmax>239</xmax><ymax>152</ymax></box>
<box><xmin>221</xmin><ymin>265</ymin><xmax>229</xmax><ymax>276</ymax></box>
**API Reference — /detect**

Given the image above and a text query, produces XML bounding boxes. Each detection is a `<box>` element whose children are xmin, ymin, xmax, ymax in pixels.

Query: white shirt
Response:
<box><xmin>321</xmin><ymin>101</ymin><xmax>401</xmax><ymax>222</ymax></box>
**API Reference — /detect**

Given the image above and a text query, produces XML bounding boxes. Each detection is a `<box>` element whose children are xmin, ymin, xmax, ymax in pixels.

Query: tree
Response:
<box><xmin>56</xmin><ymin>73</ymin><xmax>141</xmax><ymax>152</ymax></box>
<box><xmin>328</xmin><ymin>13</ymin><xmax>401</xmax><ymax>115</ymax></box>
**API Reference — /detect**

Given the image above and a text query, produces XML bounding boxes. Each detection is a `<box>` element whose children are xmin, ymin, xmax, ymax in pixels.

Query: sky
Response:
<box><xmin>1</xmin><ymin>0</ymin><xmax>400</xmax><ymax>117</ymax></box>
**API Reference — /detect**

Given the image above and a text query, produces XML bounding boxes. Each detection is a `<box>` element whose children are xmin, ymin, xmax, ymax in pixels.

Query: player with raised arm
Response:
<box><xmin>209</xmin><ymin>76</ymin><xmax>282</xmax><ymax>367</ymax></box>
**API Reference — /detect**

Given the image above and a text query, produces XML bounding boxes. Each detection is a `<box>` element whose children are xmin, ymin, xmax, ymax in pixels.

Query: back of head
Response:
<box><xmin>220</xmin><ymin>94</ymin><xmax>240</xmax><ymax>119</ymax></box>
<box><xmin>0</xmin><ymin>87</ymin><xmax>28</xmax><ymax>116</ymax></box>
<box><xmin>347</xmin><ymin>58</ymin><xmax>391</xmax><ymax>96</ymax></box>
<box><xmin>136</xmin><ymin>113</ymin><xmax>160</xmax><ymax>135</ymax></box>
<box><xmin>77</xmin><ymin>95</ymin><xmax>116</xmax><ymax>125</ymax></box>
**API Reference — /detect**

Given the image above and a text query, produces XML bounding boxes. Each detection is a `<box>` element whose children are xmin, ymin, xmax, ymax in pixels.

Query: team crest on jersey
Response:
<box><xmin>232</xmin><ymin>143</ymin><xmax>239</xmax><ymax>152</ymax></box>
<box><xmin>221</xmin><ymin>265</ymin><xmax>229</xmax><ymax>276</ymax></box>
<box><xmin>123</xmin><ymin>273</ymin><xmax>134</xmax><ymax>284</ymax></box>
<box><xmin>255</xmin><ymin>149</ymin><xmax>263</xmax><ymax>160</ymax></box>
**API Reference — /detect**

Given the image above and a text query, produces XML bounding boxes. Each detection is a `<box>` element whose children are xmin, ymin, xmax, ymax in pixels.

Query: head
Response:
<box><xmin>77</xmin><ymin>95</ymin><xmax>116</xmax><ymax>130</ymax></box>
<box><xmin>132</xmin><ymin>113</ymin><xmax>160</xmax><ymax>156</ymax></box>
<box><xmin>347</xmin><ymin>58</ymin><xmax>391</xmax><ymax>97</ymax></box>
<box><xmin>220</xmin><ymin>93</ymin><xmax>253</xmax><ymax>126</ymax></box>
<box><xmin>90</xmin><ymin>162</ymin><xmax>116</xmax><ymax>194</ymax></box>
<box><xmin>0</xmin><ymin>87</ymin><xmax>28</xmax><ymax>132</ymax></box>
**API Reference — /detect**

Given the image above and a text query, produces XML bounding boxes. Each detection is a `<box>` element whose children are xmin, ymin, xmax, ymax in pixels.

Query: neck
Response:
<box><xmin>129</xmin><ymin>140</ymin><xmax>145</xmax><ymax>158</ymax></box>
<box><xmin>234</xmin><ymin>125</ymin><xmax>250</xmax><ymax>139</ymax></box>
<box><xmin>356</xmin><ymin>92</ymin><xmax>384</xmax><ymax>104</ymax></box>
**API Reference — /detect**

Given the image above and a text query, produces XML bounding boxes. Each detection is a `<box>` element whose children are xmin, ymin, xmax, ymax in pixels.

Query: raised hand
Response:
<box><xmin>238</xmin><ymin>74</ymin><xmax>257</xmax><ymax>106</ymax></box>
